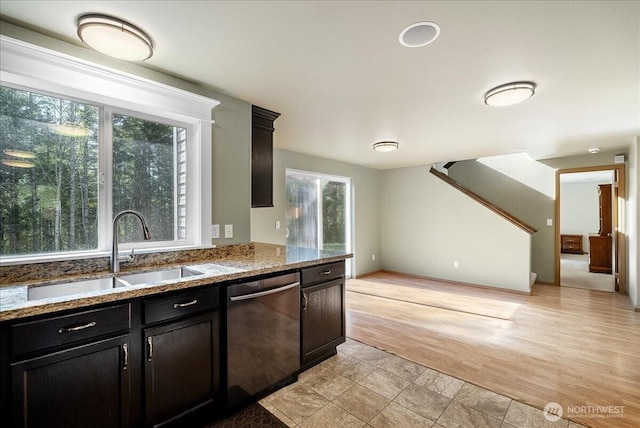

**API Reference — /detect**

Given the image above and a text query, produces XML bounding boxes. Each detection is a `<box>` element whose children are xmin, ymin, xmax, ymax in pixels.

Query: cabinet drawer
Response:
<box><xmin>11</xmin><ymin>303</ymin><xmax>130</xmax><ymax>356</ymax></box>
<box><xmin>301</xmin><ymin>261</ymin><xmax>345</xmax><ymax>286</ymax></box>
<box><xmin>144</xmin><ymin>286</ymin><xmax>218</xmax><ymax>325</ymax></box>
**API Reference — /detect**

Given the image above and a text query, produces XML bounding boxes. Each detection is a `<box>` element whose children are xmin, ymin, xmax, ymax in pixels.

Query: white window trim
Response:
<box><xmin>0</xmin><ymin>36</ymin><xmax>220</xmax><ymax>264</ymax></box>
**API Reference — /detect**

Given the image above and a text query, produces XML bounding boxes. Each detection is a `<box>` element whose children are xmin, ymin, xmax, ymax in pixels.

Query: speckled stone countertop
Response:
<box><xmin>0</xmin><ymin>243</ymin><xmax>351</xmax><ymax>322</ymax></box>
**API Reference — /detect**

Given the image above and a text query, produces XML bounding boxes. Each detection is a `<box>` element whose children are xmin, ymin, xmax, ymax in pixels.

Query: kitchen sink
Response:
<box><xmin>28</xmin><ymin>277</ymin><xmax>125</xmax><ymax>301</ymax></box>
<box><xmin>116</xmin><ymin>267</ymin><xmax>204</xmax><ymax>286</ymax></box>
<box><xmin>27</xmin><ymin>267</ymin><xmax>204</xmax><ymax>301</ymax></box>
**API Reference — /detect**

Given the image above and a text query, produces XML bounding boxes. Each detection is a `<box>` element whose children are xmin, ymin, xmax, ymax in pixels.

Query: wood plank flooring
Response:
<box><xmin>345</xmin><ymin>272</ymin><xmax>640</xmax><ymax>428</ymax></box>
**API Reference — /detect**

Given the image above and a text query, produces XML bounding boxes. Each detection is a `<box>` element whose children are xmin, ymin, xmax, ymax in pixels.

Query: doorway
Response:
<box><xmin>555</xmin><ymin>165</ymin><xmax>626</xmax><ymax>293</ymax></box>
<box><xmin>285</xmin><ymin>169</ymin><xmax>353</xmax><ymax>277</ymax></box>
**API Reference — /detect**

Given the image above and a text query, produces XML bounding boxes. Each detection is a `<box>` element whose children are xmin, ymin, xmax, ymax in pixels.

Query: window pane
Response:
<box><xmin>0</xmin><ymin>86</ymin><xmax>99</xmax><ymax>256</ymax></box>
<box><xmin>112</xmin><ymin>114</ymin><xmax>186</xmax><ymax>243</ymax></box>
<box><xmin>322</xmin><ymin>179</ymin><xmax>346</xmax><ymax>252</ymax></box>
<box><xmin>286</xmin><ymin>174</ymin><xmax>318</xmax><ymax>249</ymax></box>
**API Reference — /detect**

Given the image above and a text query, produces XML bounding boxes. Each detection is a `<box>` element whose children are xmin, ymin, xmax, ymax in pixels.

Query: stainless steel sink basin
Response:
<box><xmin>28</xmin><ymin>277</ymin><xmax>125</xmax><ymax>301</ymax></box>
<box><xmin>116</xmin><ymin>267</ymin><xmax>204</xmax><ymax>286</ymax></box>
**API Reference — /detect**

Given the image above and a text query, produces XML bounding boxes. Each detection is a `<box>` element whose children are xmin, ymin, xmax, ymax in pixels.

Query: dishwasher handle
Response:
<box><xmin>229</xmin><ymin>281</ymin><xmax>300</xmax><ymax>302</ymax></box>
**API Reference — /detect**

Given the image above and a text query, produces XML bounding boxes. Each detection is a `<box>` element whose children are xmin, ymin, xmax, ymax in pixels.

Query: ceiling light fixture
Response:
<box><xmin>373</xmin><ymin>141</ymin><xmax>399</xmax><ymax>152</ymax></box>
<box><xmin>399</xmin><ymin>22</ymin><xmax>440</xmax><ymax>47</ymax></box>
<box><xmin>588</xmin><ymin>147</ymin><xmax>600</xmax><ymax>154</ymax></box>
<box><xmin>484</xmin><ymin>81</ymin><xmax>536</xmax><ymax>107</ymax></box>
<box><xmin>3</xmin><ymin>149</ymin><xmax>36</xmax><ymax>159</ymax></box>
<box><xmin>77</xmin><ymin>14</ymin><xmax>153</xmax><ymax>61</ymax></box>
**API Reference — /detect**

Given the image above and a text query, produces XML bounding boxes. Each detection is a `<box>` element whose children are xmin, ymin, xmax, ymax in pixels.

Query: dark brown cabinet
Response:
<box><xmin>561</xmin><ymin>234</ymin><xmax>583</xmax><ymax>254</ymax></box>
<box><xmin>301</xmin><ymin>261</ymin><xmax>345</xmax><ymax>368</ymax></box>
<box><xmin>142</xmin><ymin>286</ymin><xmax>220</xmax><ymax>427</ymax></box>
<box><xmin>8</xmin><ymin>304</ymin><xmax>132</xmax><ymax>428</ymax></box>
<box><xmin>144</xmin><ymin>313</ymin><xmax>218</xmax><ymax>427</ymax></box>
<box><xmin>251</xmin><ymin>105</ymin><xmax>280</xmax><ymax>208</ymax></box>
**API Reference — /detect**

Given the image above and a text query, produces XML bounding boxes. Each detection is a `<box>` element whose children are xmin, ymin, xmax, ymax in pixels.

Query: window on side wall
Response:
<box><xmin>0</xmin><ymin>37</ymin><xmax>218</xmax><ymax>263</ymax></box>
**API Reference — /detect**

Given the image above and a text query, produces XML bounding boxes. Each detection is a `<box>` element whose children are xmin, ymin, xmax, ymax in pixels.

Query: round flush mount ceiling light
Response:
<box><xmin>373</xmin><ymin>141</ymin><xmax>399</xmax><ymax>152</ymax></box>
<box><xmin>484</xmin><ymin>82</ymin><xmax>536</xmax><ymax>106</ymax></box>
<box><xmin>588</xmin><ymin>147</ymin><xmax>600</xmax><ymax>154</ymax></box>
<box><xmin>77</xmin><ymin>14</ymin><xmax>153</xmax><ymax>61</ymax></box>
<box><xmin>399</xmin><ymin>22</ymin><xmax>440</xmax><ymax>47</ymax></box>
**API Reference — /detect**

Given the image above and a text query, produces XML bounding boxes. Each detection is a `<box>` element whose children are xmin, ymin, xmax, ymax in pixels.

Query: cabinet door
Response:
<box><xmin>144</xmin><ymin>313</ymin><xmax>216</xmax><ymax>427</ymax></box>
<box><xmin>11</xmin><ymin>335</ymin><xmax>130</xmax><ymax>428</ymax></box>
<box><xmin>301</xmin><ymin>278</ymin><xmax>345</xmax><ymax>365</ymax></box>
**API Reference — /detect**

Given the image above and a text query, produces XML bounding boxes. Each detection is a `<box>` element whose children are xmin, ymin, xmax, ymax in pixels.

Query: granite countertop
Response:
<box><xmin>0</xmin><ymin>243</ymin><xmax>351</xmax><ymax>322</ymax></box>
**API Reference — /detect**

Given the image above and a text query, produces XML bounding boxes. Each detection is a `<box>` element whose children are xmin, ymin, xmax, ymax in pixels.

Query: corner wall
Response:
<box><xmin>628</xmin><ymin>139</ymin><xmax>639</xmax><ymax>309</ymax></box>
<box><xmin>380</xmin><ymin>166</ymin><xmax>532</xmax><ymax>293</ymax></box>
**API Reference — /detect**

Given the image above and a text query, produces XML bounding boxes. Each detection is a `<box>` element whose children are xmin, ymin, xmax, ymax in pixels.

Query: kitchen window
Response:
<box><xmin>0</xmin><ymin>36</ymin><xmax>219</xmax><ymax>263</ymax></box>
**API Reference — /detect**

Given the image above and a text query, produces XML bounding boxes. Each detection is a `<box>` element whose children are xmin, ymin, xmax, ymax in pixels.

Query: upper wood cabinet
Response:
<box><xmin>251</xmin><ymin>105</ymin><xmax>280</xmax><ymax>208</ymax></box>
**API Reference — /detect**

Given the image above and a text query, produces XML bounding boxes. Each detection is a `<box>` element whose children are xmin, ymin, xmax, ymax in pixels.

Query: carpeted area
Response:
<box><xmin>560</xmin><ymin>253</ymin><xmax>614</xmax><ymax>292</ymax></box>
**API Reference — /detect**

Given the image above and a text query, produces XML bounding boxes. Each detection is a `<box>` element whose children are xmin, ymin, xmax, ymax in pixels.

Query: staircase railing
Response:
<box><xmin>429</xmin><ymin>167</ymin><xmax>537</xmax><ymax>234</ymax></box>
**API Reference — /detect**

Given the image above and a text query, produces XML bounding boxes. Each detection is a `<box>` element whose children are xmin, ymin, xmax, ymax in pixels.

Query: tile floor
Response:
<box><xmin>259</xmin><ymin>339</ymin><xmax>585</xmax><ymax>428</ymax></box>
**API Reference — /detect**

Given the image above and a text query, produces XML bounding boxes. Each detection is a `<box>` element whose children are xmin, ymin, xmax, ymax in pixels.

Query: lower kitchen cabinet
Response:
<box><xmin>144</xmin><ymin>312</ymin><xmax>218</xmax><ymax>427</ymax></box>
<box><xmin>11</xmin><ymin>335</ymin><xmax>131</xmax><ymax>428</ymax></box>
<box><xmin>301</xmin><ymin>262</ymin><xmax>346</xmax><ymax>368</ymax></box>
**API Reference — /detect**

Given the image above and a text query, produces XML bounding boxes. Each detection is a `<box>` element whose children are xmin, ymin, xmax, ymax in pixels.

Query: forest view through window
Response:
<box><xmin>285</xmin><ymin>169</ymin><xmax>351</xmax><ymax>254</ymax></box>
<box><xmin>0</xmin><ymin>86</ymin><xmax>188</xmax><ymax>258</ymax></box>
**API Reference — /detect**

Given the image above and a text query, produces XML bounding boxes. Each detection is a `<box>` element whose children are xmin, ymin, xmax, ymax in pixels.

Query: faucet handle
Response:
<box><xmin>118</xmin><ymin>248</ymin><xmax>135</xmax><ymax>263</ymax></box>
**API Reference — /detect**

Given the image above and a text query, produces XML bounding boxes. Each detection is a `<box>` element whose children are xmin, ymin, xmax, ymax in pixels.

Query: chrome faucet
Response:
<box><xmin>111</xmin><ymin>210</ymin><xmax>152</xmax><ymax>273</ymax></box>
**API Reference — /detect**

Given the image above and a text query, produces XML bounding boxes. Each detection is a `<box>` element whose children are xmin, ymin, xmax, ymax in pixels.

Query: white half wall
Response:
<box><xmin>380</xmin><ymin>166</ymin><xmax>532</xmax><ymax>293</ymax></box>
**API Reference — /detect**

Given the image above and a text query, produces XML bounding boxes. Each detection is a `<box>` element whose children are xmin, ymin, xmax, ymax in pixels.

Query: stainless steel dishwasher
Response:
<box><xmin>226</xmin><ymin>272</ymin><xmax>300</xmax><ymax>409</ymax></box>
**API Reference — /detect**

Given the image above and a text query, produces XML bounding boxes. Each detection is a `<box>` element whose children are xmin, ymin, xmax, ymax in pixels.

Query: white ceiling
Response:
<box><xmin>1</xmin><ymin>1</ymin><xmax>638</xmax><ymax>170</ymax></box>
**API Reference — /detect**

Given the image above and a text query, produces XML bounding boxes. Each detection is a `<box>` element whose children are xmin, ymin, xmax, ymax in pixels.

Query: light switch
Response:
<box><xmin>211</xmin><ymin>224</ymin><xmax>220</xmax><ymax>239</ymax></box>
<box><xmin>224</xmin><ymin>224</ymin><xmax>233</xmax><ymax>239</ymax></box>
<box><xmin>546</xmin><ymin>218</ymin><xmax>553</xmax><ymax>226</ymax></box>
<box><xmin>275</xmin><ymin>220</ymin><xmax>281</xmax><ymax>230</ymax></box>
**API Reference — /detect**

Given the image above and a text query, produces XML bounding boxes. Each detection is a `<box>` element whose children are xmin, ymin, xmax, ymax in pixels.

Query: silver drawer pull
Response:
<box><xmin>173</xmin><ymin>299</ymin><xmax>198</xmax><ymax>309</ymax></box>
<box><xmin>58</xmin><ymin>321</ymin><xmax>96</xmax><ymax>333</ymax></box>
<box><xmin>320</xmin><ymin>270</ymin><xmax>332</xmax><ymax>275</ymax></box>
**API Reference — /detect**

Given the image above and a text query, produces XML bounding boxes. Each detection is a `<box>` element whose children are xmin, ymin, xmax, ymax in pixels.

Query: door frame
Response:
<box><xmin>554</xmin><ymin>164</ymin><xmax>626</xmax><ymax>293</ymax></box>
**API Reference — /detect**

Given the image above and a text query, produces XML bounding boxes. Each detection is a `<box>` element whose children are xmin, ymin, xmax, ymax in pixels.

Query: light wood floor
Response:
<box><xmin>346</xmin><ymin>272</ymin><xmax>640</xmax><ymax>428</ymax></box>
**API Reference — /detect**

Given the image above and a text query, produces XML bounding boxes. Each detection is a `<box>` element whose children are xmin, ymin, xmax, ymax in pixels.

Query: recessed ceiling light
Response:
<box><xmin>588</xmin><ymin>147</ymin><xmax>600</xmax><ymax>154</ymax></box>
<box><xmin>77</xmin><ymin>14</ymin><xmax>153</xmax><ymax>61</ymax></box>
<box><xmin>373</xmin><ymin>141</ymin><xmax>399</xmax><ymax>152</ymax></box>
<box><xmin>484</xmin><ymin>82</ymin><xmax>536</xmax><ymax>106</ymax></box>
<box><xmin>399</xmin><ymin>22</ymin><xmax>440</xmax><ymax>47</ymax></box>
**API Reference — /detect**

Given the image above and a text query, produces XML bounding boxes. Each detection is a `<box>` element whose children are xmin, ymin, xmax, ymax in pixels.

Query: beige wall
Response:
<box><xmin>448</xmin><ymin>159</ymin><xmax>555</xmax><ymax>283</ymax></box>
<box><xmin>380</xmin><ymin>166</ymin><xmax>532</xmax><ymax>293</ymax></box>
<box><xmin>251</xmin><ymin>149</ymin><xmax>381</xmax><ymax>277</ymax></box>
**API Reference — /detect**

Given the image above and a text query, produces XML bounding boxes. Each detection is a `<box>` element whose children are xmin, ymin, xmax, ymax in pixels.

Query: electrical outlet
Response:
<box><xmin>372</xmin><ymin>254</ymin><xmax>376</xmax><ymax>261</ymax></box>
<box><xmin>454</xmin><ymin>260</ymin><xmax>459</xmax><ymax>268</ymax></box>
<box><xmin>211</xmin><ymin>224</ymin><xmax>220</xmax><ymax>239</ymax></box>
<box><xmin>224</xmin><ymin>224</ymin><xmax>233</xmax><ymax>239</ymax></box>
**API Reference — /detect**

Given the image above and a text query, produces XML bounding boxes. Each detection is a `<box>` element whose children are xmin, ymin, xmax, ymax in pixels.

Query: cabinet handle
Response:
<box><xmin>173</xmin><ymin>299</ymin><xmax>198</xmax><ymax>309</ymax></box>
<box><xmin>58</xmin><ymin>321</ymin><xmax>96</xmax><ymax>333</ymax></box>
<box><xmin>319</xmin><ymin>270</ymin><xmax>332</xmax><ymax>276</ymax></box>
<box><xmin>122</xmin><ymin>343</ymin><xmax>129</xmax><ymax>370</ymax></box>
<box><xmin>147</xmin><ymin>336</ymin><xmax>153</xmax><ymax>361</ymax></box>
<box><xmin>302</xmin><ymin>292</ymin><xmax>308</xmax><ymax>310</ymax></box>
